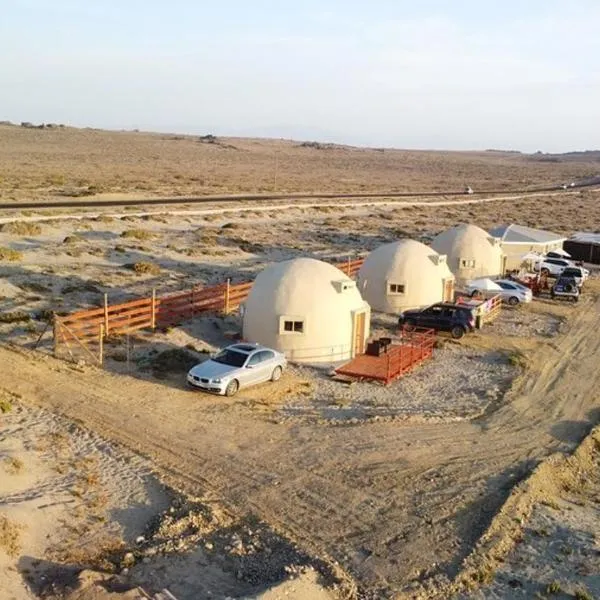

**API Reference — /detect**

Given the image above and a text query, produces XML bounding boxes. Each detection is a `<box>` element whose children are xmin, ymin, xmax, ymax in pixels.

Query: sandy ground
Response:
<box><xmin>0</xmin><ymin>279</ymin><xmax>599</xmax><ymax>598</ymax></box>
<box><xmin>459</xmin><ymin>425</ymin><xmax>600</xmax><ymax>600</ymax></box>
<box><xmin>2</xmin><ymin>129</ymin><xmax>600</xmax><ymax>598</ymax></box>
<box><xmin>0</xmin><ymin>399</ymin><xmax>337</xmax><ymax>600</ymax></box>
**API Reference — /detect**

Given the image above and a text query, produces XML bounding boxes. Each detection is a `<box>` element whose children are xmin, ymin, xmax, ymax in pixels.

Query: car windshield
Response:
<box><xmin>499</xmin><ymin>280</ymin><xmax>527</xmax><ymax>290</ymax></box>
<box><xmin>212</xmin><ymin>349</ymin><xmax>248</xmax><ymax>367</ymax></box>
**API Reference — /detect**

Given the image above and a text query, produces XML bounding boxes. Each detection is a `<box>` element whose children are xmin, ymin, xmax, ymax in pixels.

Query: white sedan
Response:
<box><xmin>187</xmin><ymin>343</ymin><xmax>286</xmax><ymax>396</ymax></box>
<box><xmin>466</xmin><ymin>279</ymin><xmax>533</xmax><ymax>306</ymax></box>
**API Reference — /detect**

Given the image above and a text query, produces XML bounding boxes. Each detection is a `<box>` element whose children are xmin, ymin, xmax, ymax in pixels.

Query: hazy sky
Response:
<box><xmin>2</xmin><ymin>0</ymin><xmax>599</xmax><ymax>151</ymax></box>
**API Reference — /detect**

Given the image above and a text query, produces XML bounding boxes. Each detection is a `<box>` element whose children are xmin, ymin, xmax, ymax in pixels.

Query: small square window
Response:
<box><xmin>388</xmin><ymin>283</ymin><xmax>405</xmax><ymax>295</ymax></box>
<box><xmin>461</xmin><ymin>259</ymin><xmax>476</xmax><ymax>268</ymax></box>
<box><xmin>281</xmin><ymin>318</ymin><xmax>304</xmax><ymax>334</ymax></box>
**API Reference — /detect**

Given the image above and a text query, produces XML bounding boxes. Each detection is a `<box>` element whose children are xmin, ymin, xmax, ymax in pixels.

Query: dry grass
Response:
<box><xmin>1</xmin><ymin>124</ymin><xmax>598</xmax><ymax>202</ymax></box>
<box><xmin>0</xmin><ymin>221</ymin><xmax>41</xmax><ymax>235</ymax></box>
<box><xmin>131</xmin><ymin>261</ymin><xmax>161</xmax><ymax>275</ymax></box>
<box><xmin>3</xmin><ymin>456</ymin><xmax>24</xmax><ymax>475</ymax></box>
<box><xmin>121</xmin><ymin>228</ymin><xmax>154</xmax><ymax>240</ymax></box>
<box><xmin>0</xmin><ymin>247</ymin><xmax>23</xmax><ymax>261</ymax></box>
<box><xmin>0</xmin><ymin>514</ymin><xmax>23</xmax><ymax>557</ymax></box>
<box><xmin>0</xmin><ymin>310</ymin><xmax>31</xmax><ymax>323</ymax></box>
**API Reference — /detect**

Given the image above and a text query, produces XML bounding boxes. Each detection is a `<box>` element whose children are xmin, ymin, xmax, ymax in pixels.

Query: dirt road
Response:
<box><xmin>1</xmin><ymin>294</ymin><xmax>599</xmax><ymax>598</ymax></box>
<box><xmin>1</xmin><ymin>188</ymin><xmax>596</xmax><ymax>226</ymax></box>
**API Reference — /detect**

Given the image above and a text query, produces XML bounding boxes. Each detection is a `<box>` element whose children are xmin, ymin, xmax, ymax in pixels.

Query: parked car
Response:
<box><xmin>466</xmin><ymin>279</ymin><xmax>533</xmax><ymax>306</ymax></box>
<box><xmin>551</xmin><ymin>276</ymin><xmax>580</xmax><ymax>302</ymax></box>
<box><xmin>533</xmin><ymin>257</ymin><xmax>574</xmax><ymax>277</ymax></box>
<box><xmin>187</xmin><ymin>343</ymin><xmax>286</xmax><ymax>396</ymax></box>
<box><xmin>560</xmin><ymin>266</ymin><xmax>589</xmax><ymax>286</ymax></box>
<box><xmin>398</xmin><ymin>303</ymin><xmax>476</xmax><ymax>339</ymax></box>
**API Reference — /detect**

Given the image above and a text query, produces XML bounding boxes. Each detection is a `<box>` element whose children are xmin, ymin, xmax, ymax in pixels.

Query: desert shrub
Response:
<box><xmin>148</xmin><ymin>348</ymin><xmax>200</xmax><ymax>378</ymax></box>
<box><xmin>131</xmin><ymin>262</ymin><xmax>161</xmax><ymax>275</ymax></box>
<box><xmin>545</xmin><ymin>581</ymin><xmax>561</xmax><ymax>594</ymax></box>
<box><xmin>121</xmin><ymin>229</ymin><xmax>153</xmax><ymax>240</ymax></box>
<box><xmin>95</xmin><ymin>215</ymin><xmax>115</xmax><ymax>223</ymax></box>
<box><xmin>3</xmin><ymin>457</ymin><xmax>24</xmax><ymax>475</ymax></box>
<box><xmin>471</xmin><ymin>565</ymin><xmax>495</xmax><ymax>585</ymax></box>
<box><xmin>0</xmin><ymin>397</ymin><xmax>12</xmax><ymax>413</ymax></box>
<box><xmin>0</xmin><ymin>221</ymin><xmax>41</xmax><ymax>235</ymax></box>
<box><xmin>0</xmin><ymin>310</ymin><xmax>31</xmax><ymax>324</ymax></box>
<box><xmin>0</xmin><ymin>247</ymin><xmax>23</xmax><ymax>261</ymax></box>
<box><xmin>574</xmin><ymin>588</ymin><xmax>593</xmax><ymax>600</ymax></box>
<box><xmin>46</xmin><ymin>173</ymin><xmax>66</xmax><ymax>185</ymax></box>
<box><xmin>63</xmin><ymin>235</ymin><xmax>81</xmax><ymax>244</ymax></box>
<box><xmin>61</xmin><ymin>282</ymin><xmax>102</xmax><ymax>294</ymax></box>
<box><xmin>0</xmin><ymin>514</ymin><xmax>23</xmax><ymax>557</ymax></box>
<box><xmin>507</xmin><ymin>351</ymin><xmax>528</xmax><ymax>369</ymax></box>
<box><xmin>20</xmin><ymin>281</ymin><xmax>48</xmax><ymax>292</ymax></box>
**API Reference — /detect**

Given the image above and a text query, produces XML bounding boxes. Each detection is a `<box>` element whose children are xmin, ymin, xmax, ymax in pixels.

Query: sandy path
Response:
<box><xmin>1</xmin><ymin>188</ymin><xmax>595</xmax><ymax>225</ymax></box>
<box><xmin>1</xmin><ymin>294</ymin><xmax>599</xmax><ymax>597</ymax></box>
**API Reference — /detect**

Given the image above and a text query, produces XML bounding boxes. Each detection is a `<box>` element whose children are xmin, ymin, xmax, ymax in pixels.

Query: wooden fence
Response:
<box><xmin>53</xmin><ymin>279</ymin><xmax>257</xmax><ymax>364</ymax></box>
<box><xmin>52</xmin><ymin>257</ymin><xmax>365</xmax><ymax>364</ymax></box>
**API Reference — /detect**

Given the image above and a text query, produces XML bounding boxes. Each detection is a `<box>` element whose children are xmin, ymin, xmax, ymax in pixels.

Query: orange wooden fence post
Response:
<box><xmin>99</xmin><ymin>324</ymin><xmax>104</xmax><ymax>365</ymax></box>
<box><xmin>151</xmin><ymin>289</ymin><xmax>156</xmax><ymax>330</ymax></box>
<box><xmin>103</xmin><ymin>293</ymin><xmax>109</xmax><ymax>337</ymax></box>
<box><xmin>224</xmin><ymin>279</ymin><xmax>231</xmax><ymax>314</ymax></box>
<box><xmin>53</xmin><ymin>316</ymin><xmax>59</xmax><ymax>357</ymax></box>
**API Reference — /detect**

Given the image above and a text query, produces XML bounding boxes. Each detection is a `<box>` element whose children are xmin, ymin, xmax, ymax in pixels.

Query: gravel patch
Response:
<box><xmin>486</xmin><ymin>304</ymin><xmax>564</xmax><ymax>338</ymax></box>
<box><xmin>282</xmin><ymin>343</ymin><xmax>518</xmax><ymax>424</ymax></box>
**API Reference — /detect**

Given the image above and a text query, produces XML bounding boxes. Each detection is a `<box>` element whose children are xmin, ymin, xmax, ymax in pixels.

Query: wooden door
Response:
<box><xmin>443</xmin><ymin>279</ymin><xmax>454</xmax><ymax>302</ymax></box>
<box><xmin>353</xmin><ymin>311</ymin><xmax>366</xmax><ymax>356</ymax></box>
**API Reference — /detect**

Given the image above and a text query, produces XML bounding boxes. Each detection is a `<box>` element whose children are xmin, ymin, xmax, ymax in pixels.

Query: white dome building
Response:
<box><xmin>357</xmin><ymin>240</ymin><xmax>455</xmax><ymax>313</ymax></box>
<box><xmin>430</xmin><ymin>224</ymin><xmax>505</xmax><ymax>283</ymax></box>
<box><xmin>242</xmin><ymin>258</ymin><xmax>370</xmax><ymax>363</ymax></box>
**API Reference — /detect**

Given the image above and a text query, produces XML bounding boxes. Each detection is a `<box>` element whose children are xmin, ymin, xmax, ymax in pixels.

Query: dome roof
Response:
<box><xmin>243</xmin><ymin>258</ymin><xmax>370</xmax><ymax>363</ymax></box>
<box><xmin>431</xmin><ymin>223</ymin><xmax>498</xmax><ymax>252</ymax></box>
<box><xmin>357</xmin><ymin>240</ymin><xmax>454</xmax><ymax>313</ymax></box>
<box><xmin>360</xmin><ymin>239</ymin><xmax>453</xmax><ymax>279</ymax></box>
<box><xmin>430</xmin><ymin>224</ymin><xmax>504</xmax><ymax>281</ymax></box>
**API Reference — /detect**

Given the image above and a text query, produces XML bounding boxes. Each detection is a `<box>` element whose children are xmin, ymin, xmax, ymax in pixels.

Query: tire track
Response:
<box><xmin>0</xmin><ymin>293</ymin><xmax>599</xmax><ymax>596</ymax></box>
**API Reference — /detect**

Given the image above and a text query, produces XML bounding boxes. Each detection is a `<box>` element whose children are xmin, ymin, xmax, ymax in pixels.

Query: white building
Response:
<box><xmin>357</xmin><ymin>240</ymin><xmax>455</xmax><ymax>313</ymax></box>
<box><xmin>242</xmin><ymin>258</ymin><xmax>370</xmax><ymax>363</ymax></box>
<box><xmin>431</xmin><ymin>224</ymin><xmax>505</xmax><ymax>283</ymax></box>
<box><xmin>488</xmin><ymin>224</ymin><xmax>567</xmax><ymax>270</ymax></box>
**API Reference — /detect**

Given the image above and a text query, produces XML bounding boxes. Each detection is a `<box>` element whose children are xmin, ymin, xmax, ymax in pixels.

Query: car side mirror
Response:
<box><xmin>246</xmin><ymin>364</ymin><xmax>254</xmax><ymax>369</ymax></box>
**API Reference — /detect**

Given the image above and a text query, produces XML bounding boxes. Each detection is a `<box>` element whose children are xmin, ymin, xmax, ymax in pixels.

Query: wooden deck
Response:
<box><xmin>336</xmin><ymin>329</ymin><xmax>435</xmax><ymax>385</ymax></box>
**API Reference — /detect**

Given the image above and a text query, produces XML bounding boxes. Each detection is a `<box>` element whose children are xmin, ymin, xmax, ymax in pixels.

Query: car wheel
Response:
<box><xmin>271</xmin><ymin>366</ymin><xmax>283</xmax><ymax>382</ymax></box>
<box><xmin>451</xmin><ymin>326</ymin><xmax>465</xmax><ymax>339</ymax></box>
<box><xmin>565</xmin><ymin>283</ymin><xmax>574</xmax><ymax>293</ymax></box>
<box><xmin>470</xmin><ymin>289</ymin><xmax>480</xmax><ymax>298</ymax></box>
<box><xmin>508</xmin><ymin>296</ymin><xmax>519</xmax><ymax>306</ymax></box>
<box><xmin>225</xmin><ymin>379</ymin><xmax>239</xmax><ymax>397</ymax></box>
<box><xmin>403</xmin><ymin>320</ymin><xmax>416</xmax><ymax>332</ymax></box>
<box><xmin>541</xmin><ymin>268</ymin><xmax>550</xmax><ymax>275</ymax></box>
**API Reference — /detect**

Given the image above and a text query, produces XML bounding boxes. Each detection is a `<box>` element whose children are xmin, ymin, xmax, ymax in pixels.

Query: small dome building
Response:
<box><xmin>242</xmin><ymin>258</ymin><xmax>370</xmax><ymax>363</ymax></box>
<box><xmin>430</xmin><ymin>224</ymin><xmax>505</xmax><ymax>283</ymax></box>
<box><xmin>357</xmin><ymin>240</ymin><xmax>455</xmax><ymax>313</ymax></box>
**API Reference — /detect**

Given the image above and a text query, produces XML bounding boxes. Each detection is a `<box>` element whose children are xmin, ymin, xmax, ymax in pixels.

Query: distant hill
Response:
<box><xmin>529</xmin><ymin>150</ymin><xmax>600</xmax><ymax>163</ymax></box>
